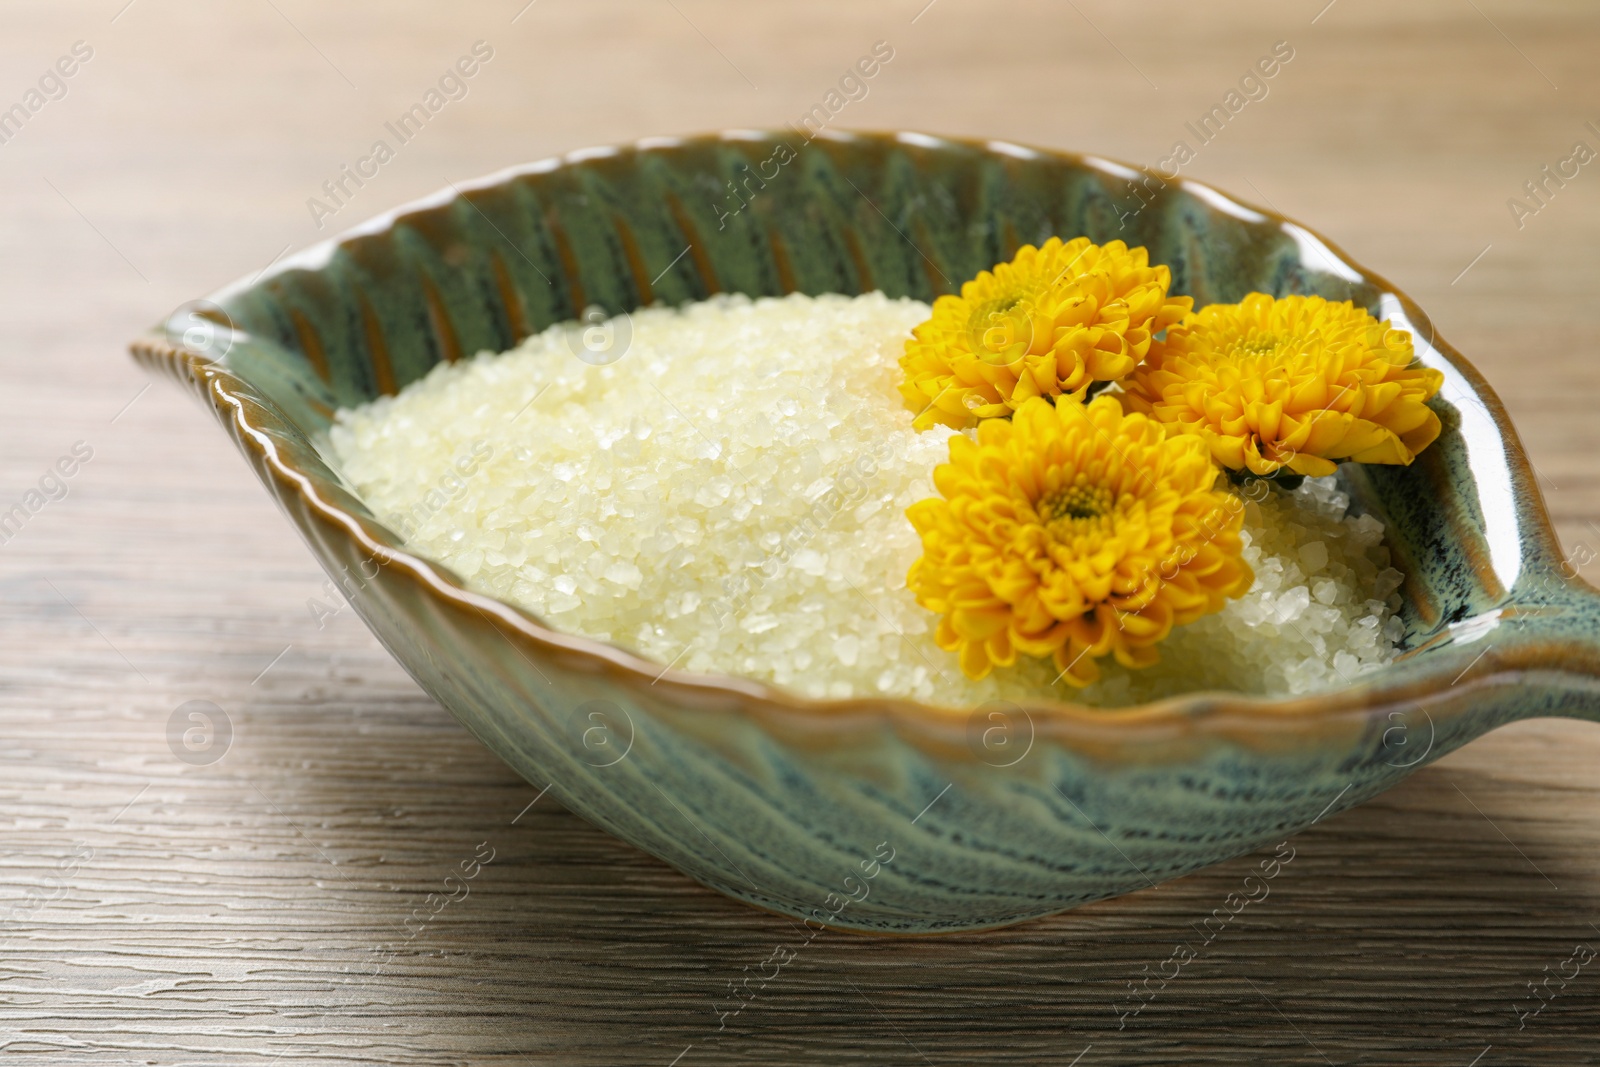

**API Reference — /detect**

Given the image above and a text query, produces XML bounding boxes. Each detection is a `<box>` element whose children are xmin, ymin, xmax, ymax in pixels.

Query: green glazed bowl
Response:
<box><xmin>132</xmin><ymin>130</ymin><xmax>1600</xmax><ymax>934</ymax></box>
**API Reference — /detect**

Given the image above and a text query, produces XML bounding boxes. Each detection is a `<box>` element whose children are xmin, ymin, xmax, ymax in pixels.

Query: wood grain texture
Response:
<box><xmin>3</xmin><ymin>0</ymin><xmax>1600</xmax><ymax>1062</ymax></box>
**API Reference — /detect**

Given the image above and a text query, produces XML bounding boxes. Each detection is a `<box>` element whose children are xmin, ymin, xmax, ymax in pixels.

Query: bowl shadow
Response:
<box><xmin>260</xmin><ymin>708</ymin><xmax>1600</xmax><ymax>1066</ymax></box>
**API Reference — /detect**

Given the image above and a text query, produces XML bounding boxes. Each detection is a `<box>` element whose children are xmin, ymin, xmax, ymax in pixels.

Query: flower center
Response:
<box><xmin>1040</xmin><ymin>482</ymin><xmax>1114</xmax><ymax>523</ymax></box>
<box><xmin>966</xmin><ymin>293</ymin><xmax>1036</xmax><ymax>365</ymax></box>
<box><xmin>1233</xmin><ymin>331</ymin><xmax>1284</xmax><ymax>357</ymax></box>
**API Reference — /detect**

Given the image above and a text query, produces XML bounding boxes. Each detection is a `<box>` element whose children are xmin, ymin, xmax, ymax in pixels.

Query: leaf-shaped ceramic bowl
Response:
<box><xmin>131</xmin><ymin>130</ymin><xmax>1600</xmax><ymax>934</ymax></box>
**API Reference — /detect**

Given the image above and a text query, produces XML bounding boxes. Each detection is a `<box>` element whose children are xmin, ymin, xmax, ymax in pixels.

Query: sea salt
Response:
<box><xmin>329</xmin><ymin>292</ymin><xmax>1406</xmax><ymax>707</ymax></box>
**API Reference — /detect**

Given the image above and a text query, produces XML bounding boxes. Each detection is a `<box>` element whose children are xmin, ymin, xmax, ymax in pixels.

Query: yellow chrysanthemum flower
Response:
<box><xmin>1120</xmin><ymin>293</ymin><xmax>1445</xmax><ymax>478</ymax></box>
<box><xmin>898</xmin><ymin>237</ymin><xmax>1192</xmax><ymax>432</ymax></box>
<box><xmin>906</xmin><ymin>395</ymin><xmax>1253</xmax><ymax>686</ymax></box>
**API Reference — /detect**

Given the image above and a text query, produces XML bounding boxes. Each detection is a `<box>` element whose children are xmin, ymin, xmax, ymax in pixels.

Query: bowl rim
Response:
<box><xmin>131</xmin><ymin>127</ymin><xmax>1594</xmax><ymax>740</ymax></box>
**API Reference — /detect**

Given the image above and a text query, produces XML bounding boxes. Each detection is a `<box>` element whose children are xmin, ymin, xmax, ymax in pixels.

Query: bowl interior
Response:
<box><xmin>169</xmin><ymin>130</ymin><xmax>1572</xmax><ymax>706</ymax></box>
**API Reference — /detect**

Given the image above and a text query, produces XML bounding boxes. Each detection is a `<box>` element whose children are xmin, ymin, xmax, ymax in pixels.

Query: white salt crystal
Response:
<box><xmin>547</xmin><ymin>592</ymin><xmax>581</xmax><ymax>613</ymax></box>
<box><xmin>1375</xmin><ymin>567</ymin><xmax>1405</xmax><ymax>597</ymax></box>
<box><xmin>1276</xmin><ymin>586</ymin><xmax>1311</xmax><ymax>624</ymax></box>
<box><xmin>793</xmin><ymin>549</ymin><xmax>827</xmax><ymax>576</ymax></box>
<box><xmin>834</xmin><ymin>635</ymin><xmax>861</xmax><ymax>667</ymax></box>
<box><xmin>1332</xmin><ymin>651</ymin><xmax>1361</xmax><ymax>679</ymax></box>
<box><xmin>1350</xmin><ymin>513</ymin><xmax>1385</xmax><ymax>546</ymax></box>
<box><xmin>603</xmin><ymin>562</ymin><xmax>643</xmax><ymax>590</ymax></box>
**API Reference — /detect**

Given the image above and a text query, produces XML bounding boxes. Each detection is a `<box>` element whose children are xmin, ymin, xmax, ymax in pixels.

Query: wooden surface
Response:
<box><xmin>5</xmin><ymin>0</ymin><xmax>1600</xmax><ymax>1062</ymax></box>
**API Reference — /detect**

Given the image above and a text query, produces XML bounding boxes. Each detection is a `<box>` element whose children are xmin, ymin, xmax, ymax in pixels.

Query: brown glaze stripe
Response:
<box><xmin>769</xmin><ymin>228</ymin><xmax>797</xmax><ymax>295</ymax></box>
<box><xmin>610</xmin><ymin>215</ymin><xmax>654</xmax><ymax>306</ymax></box>
<box><xmin>489</xmin><ymin>249</ymin><xmax>530</xmax><ymax>345</ymax></box>
<box><xmin>287</xmin><ymin>307</ymin><xmax>331</xmax><ymax>384</ymax></box>
<box><xmin>1401</xmin><ymin>570</ymin><xmax>1440</xmax><ymax>630</ymax></box>
<box><xmin>419</xmin><ymin>272</ymin><xmax>463</xmax><ymax>364</ymax></box>
<box><xmin>913</xmin><ymin>217</ymin><xmax>950</xmax><ymax>297</ymax></box>
<box><xmin>664</xmin><ymin>191</ymin><xmax>720</xmax><ymax>295</ymax></box>
<box><xmin>358</xmin><ymin>293</ymin><xmax>398</xmax><ymax>397</ymax></box>
<box><xmin>546</xmin><ymin>206</ymin><xmax>587</xmax><ymax>314</ymax></box>
<box><xmin>841</xmin><ymin>226</ymin><xmax>874</xmax><ymax>293</ymax></box>
<box><xmin>1002</xmin><ymin>220</ymin><xmax>1021</xmax><ymax>262</ymax></box>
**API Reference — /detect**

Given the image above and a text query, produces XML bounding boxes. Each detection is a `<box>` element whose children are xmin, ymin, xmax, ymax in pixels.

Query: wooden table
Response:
<box><xmin>5</xmin><ymin>1</ymin><xmax>1600</xmax><ymax>1062</ymax></box>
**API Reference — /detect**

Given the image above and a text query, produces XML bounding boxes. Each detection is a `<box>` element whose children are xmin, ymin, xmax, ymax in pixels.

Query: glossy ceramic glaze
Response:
<box><xmin>131</xmin><ymin>131</ymin><xmax>1600</xmax><ymax>934</ymax></box>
